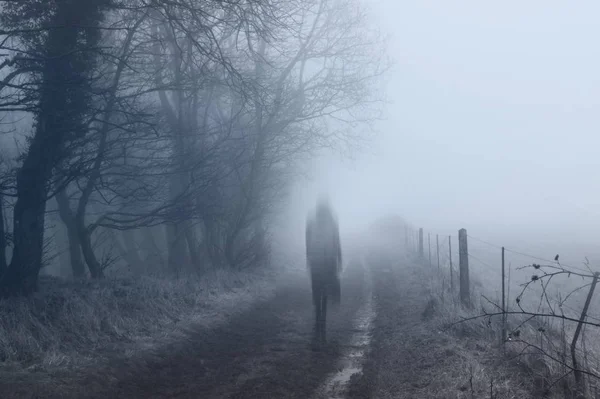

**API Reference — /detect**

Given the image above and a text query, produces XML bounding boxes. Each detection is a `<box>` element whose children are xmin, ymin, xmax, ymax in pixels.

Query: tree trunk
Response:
<box><xmin>184</xmin><ymin>222</ymin><xmax>202</xmax><ymax>271</ymax></box>
<box><xmin>47</xmin><ymin>196</ymin><xmax>70</xmax><ymax>277</ymax></box>
<box><xmin>141</xmin><ymin>227</ymin><xmax>164</xmax><ymax>269</ymax></box>
<box><xmin>56</xmin><ymin>225</ymin><xmax>72</xmax><ymax>278</ymax></box>
<box><xmin>74</xmin><ymin>193</ymin><xmax>103</xmax><ymax>279</ymax></box>
<box><xmin>166</xmin><ymin>222</ymin><xmax>188</xmax><ymax>274</ymax></box>
<box><xmin>0</xmin><ymin>194</ymin><xmax>6</xmax><ymax>276</ymax></box>
<box><xmin>71</xmin><ymin>15</ymin><xmax>143</xmax><ymax>280</ymax></box>
<box><xmin>122</xmin><ymin>229</ymin><xmax>145</xmax><ymax>274</ymax></box>
<box><xmin>76</xmin><ymin>221</ymin><xmax>104</xmax><ymax>279</ymax></box>
<box><xmin>55</xmin><ymin>189</ymin><xmax>86</xmax><ymax>278</ymax></box>
<box><xmin>0</xmin><ymin>0</ymin><xmax>104</xmax><ymax>296</ymax></box>
<box><xmin>0</xmin><ymin>160</ymin><xmax>48</xmax><ymax>295</ymax></box>
<box><xmin>153</xmin><ymin>23</ymin><xmax>201</xmax><ymax>275</ymax></box>
<box><xmin>202</xmin><ymin>218</ymin><xmax>222</xmax><ymax>268</ymax></box>
<box><xmin>225</xmin><ymin>230</ymin><xmax>239</xmax><ymax>268</ymax></box>
<box><xmin>66</xmin><ymin>220</ymin><xmax>86</xmax><ymax>278</ymax></box>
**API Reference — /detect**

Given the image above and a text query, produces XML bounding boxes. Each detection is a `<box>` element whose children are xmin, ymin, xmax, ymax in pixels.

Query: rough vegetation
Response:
<box><xmin>426</xmin><ymin>257</ymin><xmax>598</xmax><ymax>398</ymax></box>
<box><xmin>0</xmin><ymin>0</ymin><xmax>385</xmax><ymax>293</ymax></box>
<box><xmin>0</xmin><ymin>0</ymin><xmax>385</xmax><ymax>385</ymax></box>
<box><xmin>0</xmin><ymin>268</ymin><xmax>275</xmax><ymax>373</ymax></box>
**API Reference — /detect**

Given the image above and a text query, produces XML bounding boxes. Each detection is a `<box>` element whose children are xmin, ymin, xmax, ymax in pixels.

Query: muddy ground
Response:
<box><xmin>0</xmin><ymin>247</ymin><xmax>449</xmax><ymax>399</ymax></box>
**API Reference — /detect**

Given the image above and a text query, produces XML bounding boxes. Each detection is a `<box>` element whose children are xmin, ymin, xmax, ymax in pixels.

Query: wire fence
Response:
<box><xmin>405</xmin><ymin>225</ymin><xmax>600</xmax><ymax>397</ymax></box>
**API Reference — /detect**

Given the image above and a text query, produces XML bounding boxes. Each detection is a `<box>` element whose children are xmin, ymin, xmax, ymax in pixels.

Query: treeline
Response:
<box><xmin>0</xmin><ymin>0</ymin><xmax>385</xmax><ymax>296</ymax></box>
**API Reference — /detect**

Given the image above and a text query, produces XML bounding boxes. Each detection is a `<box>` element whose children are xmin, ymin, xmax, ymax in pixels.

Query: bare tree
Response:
<box><xmin>0</xmin><ymin>192</ymin><xmax>6</xmax><ymax>275</ymax></box>
<box><xmin>0</xmin><ymin>0</ymin><xmax>109</xmax><ymax>295</ymax></box>
<box><xmin>55</xmin><ymin>189</ymin><xmax>85</xmax><ymax>278</ymax></box>
<box><xmin>146</xmin><ymin>1</ymin><xmax>277</xmax><ymax>271</ymax></box>
<box><xmin>47</xmin><ymin>0</ymin><xmax>278</xmax><ymax>275</ymax></box>
<box><xmin>0</xmin><ymin>0</ymin><xmax>387</xmax><ymax>289</ymax></box>
<box><xmin>215</xmin><ymin>0</ymin><xmax>387</xmax><ymax>268</ymax></box>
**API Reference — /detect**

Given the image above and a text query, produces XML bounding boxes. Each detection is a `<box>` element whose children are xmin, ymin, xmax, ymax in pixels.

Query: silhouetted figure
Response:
<box><xmin>306</xmin><ymin>196</ymin><xmax>342</xmax><ymax>348</ymax></box>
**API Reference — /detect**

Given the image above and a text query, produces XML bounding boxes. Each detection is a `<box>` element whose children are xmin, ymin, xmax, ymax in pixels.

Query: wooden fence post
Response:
<box><xmin>436</xmin><ymin>234</ymin><xmax>440</xmax><ymax>272</ymax></box>
<box><xmin>572</xmin><ymin>272</ymin><xmax>599</xmax><ymax>393</ymax></box>
<box><xmin>449</xmin><ymin>235</ymin><xmax>454</xmax><ymax>294</ymax></box>
<box><xmin>418</xmin><ymin>228</ymin><xmax>424</xmax><ymax>258</ymax></box>
<box><xmin>428</xmin><ymin>233</ymin><xmax>431</xmax><ymax>266</ymax></box>
<box><xmin>414</xmin><ymin>229</ymin><xmax>417</xmax><ymax>252</ymax></box>
<box><xmin>458</xmin><ymin>228</ymin><xmax>470</xmax><ymax>307</ymax></box>
<box><xmin>415</xmin><ymin>229</ymin><xmax>417</xmax><ymax>252</ymax></box>
<box><xmin>501</xmin><ymin>246</ymin><xmax>506</xmax><ymax>346</ymax></box>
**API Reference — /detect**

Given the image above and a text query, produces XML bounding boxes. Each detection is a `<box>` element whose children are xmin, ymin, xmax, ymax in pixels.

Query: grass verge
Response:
<box><xmin>348</xmin><ymin>251</ymin><xmax>535</xmax><ymax>398</ymax></box>
<box><xmin>429</xmin><ymin>261</ymin><xmax>593</xmax><ymax>398</ymax></box>
<box><xmin>0</xmin><ymin>267</ymin><xmax>276</xmax><ymax>376</ymax></box>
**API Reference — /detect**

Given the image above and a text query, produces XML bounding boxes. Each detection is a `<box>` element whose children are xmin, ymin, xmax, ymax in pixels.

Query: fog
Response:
<box><xmin>2</xmin><ymin>3</ymin><xmax>600</xmax><ymax>395</ymax></box>
<box><xmin>282</xmin><ymin>1</ymin><xmax>600</xmax><ymax>267</ymax></box>
<box><xmin>1</xmin><ymin>1</ymin><xmax>599</xmax><ymax>278</ymax></box>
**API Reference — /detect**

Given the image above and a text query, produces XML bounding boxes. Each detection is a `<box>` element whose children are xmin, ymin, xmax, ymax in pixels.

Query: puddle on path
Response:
<box><xmin>316</xmin><ymin>257</ymin><xmax>376</xmax><ymax>399</ymax></box>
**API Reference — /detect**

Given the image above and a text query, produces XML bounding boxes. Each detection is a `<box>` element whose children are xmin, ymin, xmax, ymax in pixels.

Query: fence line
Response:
<box><xmin>403</xmin><ymin>225</ymin><xmax>600</xmax><ymax>395</ymax></box>
<box><xmin>468</xmin><ymin>233</ymin><xmax>593</xmax><ymax>275</ymax></box>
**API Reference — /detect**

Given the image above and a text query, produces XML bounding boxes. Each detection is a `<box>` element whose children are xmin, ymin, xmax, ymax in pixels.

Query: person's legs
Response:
<box><xmin>311</xmin><ymin>269</ymin><xmax>320</xmax><ymax>307</ymax></box>
<box><xmin>323</xmin><ymin>262</ymin><xmax>340</xmax><ymax>306</ymax></box>
<box><xmin>314</xmin><ymin>295</ymin><xmax>322</xmax><ymax>335</ymax></box>
<box><xmin>311</xmin><ymin>268</ymin><xmax>324</xmax><ymax>348</ymax></box>
<box><xmin>331</xmin><ymin>269</ymin><xmax>341</xmax><ymax>306</ymax></box>
<box><xmin>320</xmin><ymin>293</ymin><xmax>328</xmax><ymax>343</ymax></box>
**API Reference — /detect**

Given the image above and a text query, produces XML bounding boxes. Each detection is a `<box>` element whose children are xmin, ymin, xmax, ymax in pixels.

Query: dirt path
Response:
<box><xmin>0</xmin><ymin>256</ymin><xmax>371</xmax><ymax>399</ymax></box>
<box><xmin>343</xmin><ymin>250</ymin><xmax>442</xmax><ymax>398</ymax></box>
<box><xmin>226</xmin><ymin>257</ymin><xmax>370</xmax><ymax>399</ymax></box>
<box><xmin>4</xmin><ymin>246</ymin><xmax>476</xmax><ymax>399</ymax></box>
<box><xmin>346</xmin><ymin>249</ymin><xmax>492</xmax><ymax>399</ymax></box>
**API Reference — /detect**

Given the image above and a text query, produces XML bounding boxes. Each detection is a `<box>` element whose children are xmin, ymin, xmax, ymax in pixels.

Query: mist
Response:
<box><xmin>280</xmin><ymin>0</ymin><xmax>600</xmax><ymax>268</ymax></box>
<box><xmin>1</xmin><ymin>1</ymin><xmax>600</xmax><ymax>397</ymax></box>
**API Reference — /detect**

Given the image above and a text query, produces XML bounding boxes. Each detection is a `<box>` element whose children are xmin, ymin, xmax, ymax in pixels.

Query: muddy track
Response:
<box><xmin>345</xmin><ymin>251</ymin><xmax>442</xmax><ymax>399</ymax></box>
<box><xmin>3</xmin><ymin>257</ymin><xmax>371</xmax><ymax>399</ymax></box>
<box><xmin>229</xmin><ymin>258</ymin><xmax>369</xmax><ymax>399</ymax></box>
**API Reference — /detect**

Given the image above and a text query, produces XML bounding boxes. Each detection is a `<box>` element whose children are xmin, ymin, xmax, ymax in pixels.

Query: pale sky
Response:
<box><xmin>287</xmin><ymin>1</ymin><xmax>600</xmax><ymax>257</ymax></box>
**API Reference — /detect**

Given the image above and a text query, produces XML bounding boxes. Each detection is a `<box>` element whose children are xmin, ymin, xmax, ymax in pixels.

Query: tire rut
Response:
<box><xmin>74</xmin><ymin>279</ymin><xmax>313</xmax><ymax>399</ymax></box>
<box><xmin>226</xmin><ymin>258</ymin><xmax>369</xmax><ymax>399</ymax></box>
<box><xmin>346</xmin><ymin>250</ymin><xmax>447</xmax><ymax>399</ymax></box>
<box><xmin>14</xmin><ymin>257</ymin><xmax>370</xmax><ymax>399</ymax></box>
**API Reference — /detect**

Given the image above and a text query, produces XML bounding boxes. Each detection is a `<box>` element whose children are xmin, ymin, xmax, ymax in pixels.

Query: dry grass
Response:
<box><xmin>427</xmin><ymin>300</ymin><xmax>536</xmax><ymax>398</ymax></box>
<box><xmin>343</xmin><ymin>250</ymin><xmax>531</xmax><ymax>398</ymax></box>
<box><xmin>390</xmin><ymin>258</ymin><xmax>533</xmax><ymax>398</ymax></box>
<box><xmin>0</xmin><ymin>267</ymin><xmax>276</xmax><ymax>375</ymax></box>
<box><xmin>427</xmin><ymin>261</ymin><xmax>596</xmax><ymax>399</ymax></box>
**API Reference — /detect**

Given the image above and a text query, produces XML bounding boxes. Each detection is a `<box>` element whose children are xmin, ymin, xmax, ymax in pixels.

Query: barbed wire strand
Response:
<box><xmin>467</xmin><ymin>234</ymin><xmax>593</xmax><ymax>275</ymax></box>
